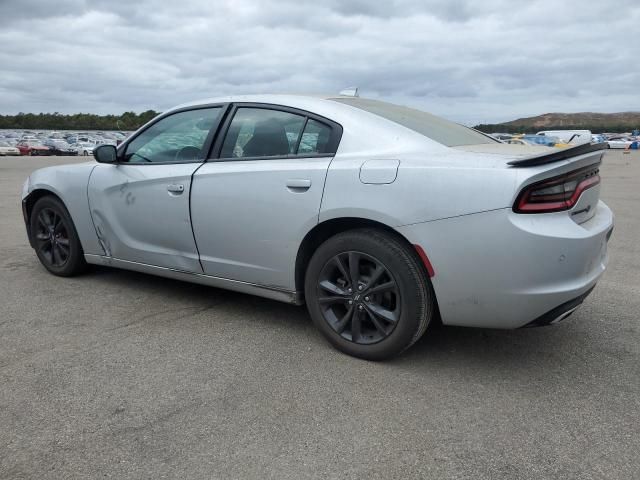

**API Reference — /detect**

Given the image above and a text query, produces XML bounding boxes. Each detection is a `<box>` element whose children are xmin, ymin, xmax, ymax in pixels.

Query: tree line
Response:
<box><xmin>1</xmin><ymin>111</ymin><xmax>636</xmax><ymax>134</ymax></box>
<box><xmin>474</xmin><ymin>123</ymin><xmax>638</xmax><ymax>134</ymax></box>
<box><xmin>0</xmin><ymin>111</ymin><xmax>159</xmax><ymax>131</ymax></box>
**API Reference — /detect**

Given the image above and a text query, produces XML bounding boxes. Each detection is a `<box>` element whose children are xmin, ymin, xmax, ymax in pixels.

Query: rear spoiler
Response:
<box><xmin>507</xmin><ymin>142</ymin><xmax>606</xmax><ymax>167</ymax></box>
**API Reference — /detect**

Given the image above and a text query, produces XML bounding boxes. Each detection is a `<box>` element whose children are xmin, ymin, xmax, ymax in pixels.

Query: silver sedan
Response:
<box><xmin>21</xmin><ymin>95</ymin><xmax>613</xmax><ymax>359</ymax></box>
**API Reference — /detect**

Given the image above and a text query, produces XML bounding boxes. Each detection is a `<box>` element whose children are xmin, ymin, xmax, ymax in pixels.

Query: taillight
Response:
<box><xmin>514</xmin><ymin>165</ymin><xmax>600</xmax><ymax>213</ymax></box>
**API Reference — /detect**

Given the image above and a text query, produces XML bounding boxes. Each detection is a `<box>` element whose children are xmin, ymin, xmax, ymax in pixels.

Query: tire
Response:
<box><xmin>304</xmin><ymin>229</ymin><xmax>435</xmax><ymax>360</ymax></box>
<box><xmin>29</xmin><ymin>196</ymin><xmax>87</xmax><ymax>277</ymax></box>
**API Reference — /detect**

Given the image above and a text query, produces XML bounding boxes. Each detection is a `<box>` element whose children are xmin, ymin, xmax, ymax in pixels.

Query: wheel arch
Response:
<box><xmin>23</xmin><ymin>188</ymin><xmax>69</xmax><ymax>247</ymax></box>
<box><xmin>295</xmin><ymin>217</ymin><xmax>432</xmax><ymax>294</ymax></box>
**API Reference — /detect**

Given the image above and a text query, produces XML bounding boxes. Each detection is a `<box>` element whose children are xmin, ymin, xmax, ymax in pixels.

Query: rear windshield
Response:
<box><xmin>331</xmin><ymin>98</ymin><xmax>496</xmax><ymax>147</ymax></box>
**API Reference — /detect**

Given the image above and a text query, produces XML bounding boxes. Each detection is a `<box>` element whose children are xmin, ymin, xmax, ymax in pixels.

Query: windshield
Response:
<box><xmin>331</xmin><ymin>97</ymin><xmax>496</xmax><ymax>147</ymax></box>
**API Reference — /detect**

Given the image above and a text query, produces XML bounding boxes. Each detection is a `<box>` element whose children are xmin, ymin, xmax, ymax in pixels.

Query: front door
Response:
<box><xmin>88</xmin><ymin>106</ymin><xmax>224</xmax><ymax>272</ymax></box>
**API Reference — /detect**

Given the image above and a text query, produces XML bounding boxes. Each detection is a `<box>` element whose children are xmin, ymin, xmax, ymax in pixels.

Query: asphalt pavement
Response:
<box><xmin>1</xmin><ymin>151</ymin><xmax>638</xmax><ymax>479</ymax></box>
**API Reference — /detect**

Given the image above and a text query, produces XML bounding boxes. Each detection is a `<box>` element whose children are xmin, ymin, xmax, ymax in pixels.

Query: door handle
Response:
<box><xmin>167</xmin><ymin>184</ymin><xmax>185</xmax><ymax>194</ymax></box>
<box><xmin>286</xmin><ymin>179</ymin><xmax>311</xmax><ymax>191</ymax></box>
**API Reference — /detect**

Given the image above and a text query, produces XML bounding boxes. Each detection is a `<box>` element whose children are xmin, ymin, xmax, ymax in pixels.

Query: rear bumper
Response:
<box><xmin>397</xmin><ymin>201</ymin><xmax>613</xmax><ymax>329</ymax></box>
<box><xmin>522</xmin><ymin>285</ymin><xmax>595</xmax><ymax>327</ymax></box>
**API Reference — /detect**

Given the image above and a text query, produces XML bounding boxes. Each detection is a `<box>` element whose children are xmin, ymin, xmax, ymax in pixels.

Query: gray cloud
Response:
<box><xmin>0</xmin><ymin>0</ymin><xmax>638</xmax><ymax>124</ymax></box>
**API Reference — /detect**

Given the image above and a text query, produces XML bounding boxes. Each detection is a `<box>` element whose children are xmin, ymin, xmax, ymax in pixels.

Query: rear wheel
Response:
<box><xmin>305</xmin><ymin>229</ymin><xmax>435</xmax><ymax>360</ymax></box>
<box><xmin>30</xmin><ymin>196</ymin><xmax>87</xmax><ymax>276</ymax></box>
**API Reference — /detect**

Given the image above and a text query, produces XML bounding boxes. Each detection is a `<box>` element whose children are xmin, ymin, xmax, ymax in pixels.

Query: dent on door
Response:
<box><xmin>88</xmin><ymin>163</ymin><xmax>203</xmax><ymax>272</ymax></box>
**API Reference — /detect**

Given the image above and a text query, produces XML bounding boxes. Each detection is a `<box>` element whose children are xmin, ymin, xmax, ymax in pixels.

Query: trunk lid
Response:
<box><xmin>453</xmin><ymin>143</ymin><xmax>606</xmax><ymax>224</ymax></box>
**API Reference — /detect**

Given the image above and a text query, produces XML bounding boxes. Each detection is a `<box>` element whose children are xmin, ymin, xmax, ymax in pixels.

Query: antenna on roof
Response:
<box><xmin>339</xmin><ymin>87</ymin><xmax>359</xmax><ymax>97</ymax></box>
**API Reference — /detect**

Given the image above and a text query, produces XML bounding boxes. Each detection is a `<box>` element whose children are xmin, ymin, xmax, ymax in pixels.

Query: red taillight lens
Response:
<box><xmin>514</xmin><ymin>165</ymin><xmax>600</xmax><ymax>213</ymax></box>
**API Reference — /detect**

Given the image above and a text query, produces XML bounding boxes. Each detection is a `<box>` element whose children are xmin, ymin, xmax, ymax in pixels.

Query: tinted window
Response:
<box><xmin>298</xmin><ymin>119</ymin><xmax>332</xmax><ymax>154</ymax></box>
<box><xmin>220</xmin><ymin>108</ymin><xmax>305</xmax><ymax>158</ymax></box>
<box><xmin>124</xmin><ymin>107</ymin><xmax>221</xmax><ymax>163</ymax></box>
<box><xmin>331</xmin><ymin>98</ymin><xmax>496</xmax><ymax>147</ymax></box>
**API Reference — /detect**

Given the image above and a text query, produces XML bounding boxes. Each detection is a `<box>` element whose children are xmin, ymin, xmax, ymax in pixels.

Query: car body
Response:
<box><xmin>16</xmin><ymin>140</ymin><xmax>50</xmax><ymax>156</ymax></box>
<box><xmin>0</xmin><ymin>141</ymin><xmax>21</xmax><ymax>156</ymax></box>
<box><xmin>607</xmin><ymin>137</ymin><xmax>633</xmax><ymax>149</ymax></box>
<box><xmin>21</xmin><ymin>95</ymin><xmax>613</xmax><ymax>359</ymax></box>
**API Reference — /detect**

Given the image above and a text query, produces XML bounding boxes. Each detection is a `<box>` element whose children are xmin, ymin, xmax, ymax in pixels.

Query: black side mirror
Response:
<box><xmin>94</xmin><ymin>144</ymin><xmax>118</xmax><ymax>163</ymax></box>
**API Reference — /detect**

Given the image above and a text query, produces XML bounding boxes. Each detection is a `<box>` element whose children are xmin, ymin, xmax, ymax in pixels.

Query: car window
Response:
<box><xmin>220</xmin><ymin>108</ymin><xmax>306</xmax><ymax>158</ymax></box>
<box><xmin>124</xmin><ymin>107</ymin><xmax>222</xmax><ymax>163</ymax></box>
<box><xmin>298</xmin><ymin>119</ymin><xmax>332</xmax><ymax>154</ymax></box>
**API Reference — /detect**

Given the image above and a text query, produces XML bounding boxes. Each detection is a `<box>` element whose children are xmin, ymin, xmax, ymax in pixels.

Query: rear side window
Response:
<box><xmin>221</xmin><ymin>108</ymin><xmax>305</xmax><ymax>158</ymax></box>
<box><xmin>332</xmin><ymin>98</ymin><xmax>496</xmax><ymax>147</ymax></box>
<box><xmin>220</xmin><ymin>107</ymin><xmax>337</xmax><ymax>158</ymax></box>
<box><xmin>298</xmin><ymin>119</ymin><xmax>332</xmax><ymax>154</ymax></box>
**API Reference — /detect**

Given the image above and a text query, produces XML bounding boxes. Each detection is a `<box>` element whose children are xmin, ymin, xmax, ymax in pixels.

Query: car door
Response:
<box><xmin>88</xmin><ymin>106</ymin><xmax>225</xmax><ymax>272</ymax></box>
<box><xmin>190</xmin><ymin>104</ymin><xmax>342</xmax><ymax>289</ymax></box>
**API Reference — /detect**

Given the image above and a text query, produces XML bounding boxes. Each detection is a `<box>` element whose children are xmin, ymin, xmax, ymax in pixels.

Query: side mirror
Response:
<box><xmin>94</xmin><ymin>144</ymin><xmax>118</xmax><ymax>163</ymax></box>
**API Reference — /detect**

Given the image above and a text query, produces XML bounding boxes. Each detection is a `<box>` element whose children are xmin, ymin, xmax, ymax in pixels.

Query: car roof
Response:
<box><xmin>170</xmin><ymin>94</ymin><xmax>365</xmax><ymax>122</ymax></box>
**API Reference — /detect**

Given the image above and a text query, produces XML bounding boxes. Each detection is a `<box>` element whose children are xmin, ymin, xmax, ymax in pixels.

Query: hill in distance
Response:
<box><xmin>475</xmin><ymin>111</ymin><xmax>640</xmax><ymax>134</ymax></box>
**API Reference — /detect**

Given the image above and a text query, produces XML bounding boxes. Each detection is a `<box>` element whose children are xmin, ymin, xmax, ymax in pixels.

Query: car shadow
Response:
<box><xmin>89</xmin><ymin>265</ymin><xmax>592</xmax><ymax>371</ymax></box>
<box><xmin>89</xmin><ymin>265</ymin><xmax>312</xmax><ymax>329</ymax></box>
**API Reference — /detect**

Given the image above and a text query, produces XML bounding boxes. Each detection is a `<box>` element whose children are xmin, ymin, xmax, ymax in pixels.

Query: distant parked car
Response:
<box><xmin>591</xmin><ymin>134</ymin><xmax>606</xmax><ymax>144</ymax></box>
<box><xmin>73</xmin><ymin>142</ymin><xmax>95</xmax><ymax>156</ymax></box>
<box><xmin>537</xmin><ymin>130</ymin><xmax>592</xmax><ymax>146</ymax></box>
<box><xmin>45</xmin><ymin>140</ymin><xmax>78</xmax><ymax>156</ymax></box>
<box><xmin>521</xmin><ymin>135</ymin><xmax>569</xmax><ymax>147</ymax></box>
<box><xmin>489</xmin><ymin>133</ymin><xmax>513</xmax><ymax>141</ymax></box>
<box><xmin>0</xmin><ymin>141</ymin><xmax>20</xmax><ymax>156</ymax></box>
<box><xmin>607</xmin><ymin>137</ymin><xmax>633</xmax><ymax>149</ymax></box>
<box><xmin>505</xmin><ymin>138</ymin><xmax>530</xmax><ymax>146</ymax></box>
<box><xmin>16</xmin><ymin>140</ymin><xmax>50</xmax><ymax>156</ymax></box>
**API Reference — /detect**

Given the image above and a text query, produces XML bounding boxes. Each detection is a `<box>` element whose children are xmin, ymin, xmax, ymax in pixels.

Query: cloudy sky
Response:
<box><xmin>0</xmin><ymin>0</ymin><xmax>638</xmax><ymax>124</ymax></box>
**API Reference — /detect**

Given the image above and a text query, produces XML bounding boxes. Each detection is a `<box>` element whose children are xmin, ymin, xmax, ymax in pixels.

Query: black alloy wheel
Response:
<box><xmin>305</xmin><ymin>229</ymin><xmax>435</xmax><ymax>360</ymax></box>
<box><xmin>317</xmin><ymin>251</ymin><xmax>400</xmax><ymax>345</ymax></box>
<box><xmin>33</xmin><ymin>207</ymin><xmax>71</xmax><ymax>268</ymax></box>
<box><xmin>30</xmin><ymin>196</ymin><xmax>87</xmax><ymax>276</ymax></box>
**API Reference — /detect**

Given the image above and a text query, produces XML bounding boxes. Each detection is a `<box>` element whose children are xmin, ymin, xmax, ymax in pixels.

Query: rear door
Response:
<box><xmin>190</xmin><ymin>104</ymin><xmax>342</xmax><ymax>289</ymax></box>
<box><xmin>88</xmin><ymin>106</ymin><xmax>225</xmax><ymax>272</ymax></box>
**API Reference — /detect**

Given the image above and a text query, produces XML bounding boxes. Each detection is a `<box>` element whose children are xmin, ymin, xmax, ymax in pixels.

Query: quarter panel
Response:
<box><xmin>320</xmin><ymin>153</ymin><xmax>519</xmax><ymax>227</ymax></box>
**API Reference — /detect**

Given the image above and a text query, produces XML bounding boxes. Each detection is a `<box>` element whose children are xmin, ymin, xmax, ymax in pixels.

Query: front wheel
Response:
<box><xmin>305</xmin><ymin>229</ymin><xmax>435</xmax><ymax>360</ymax></box>
<box><xmin>30</xmin><ymin>196</ymin><xmax>87</xmax><ymax>276</ymax></box>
